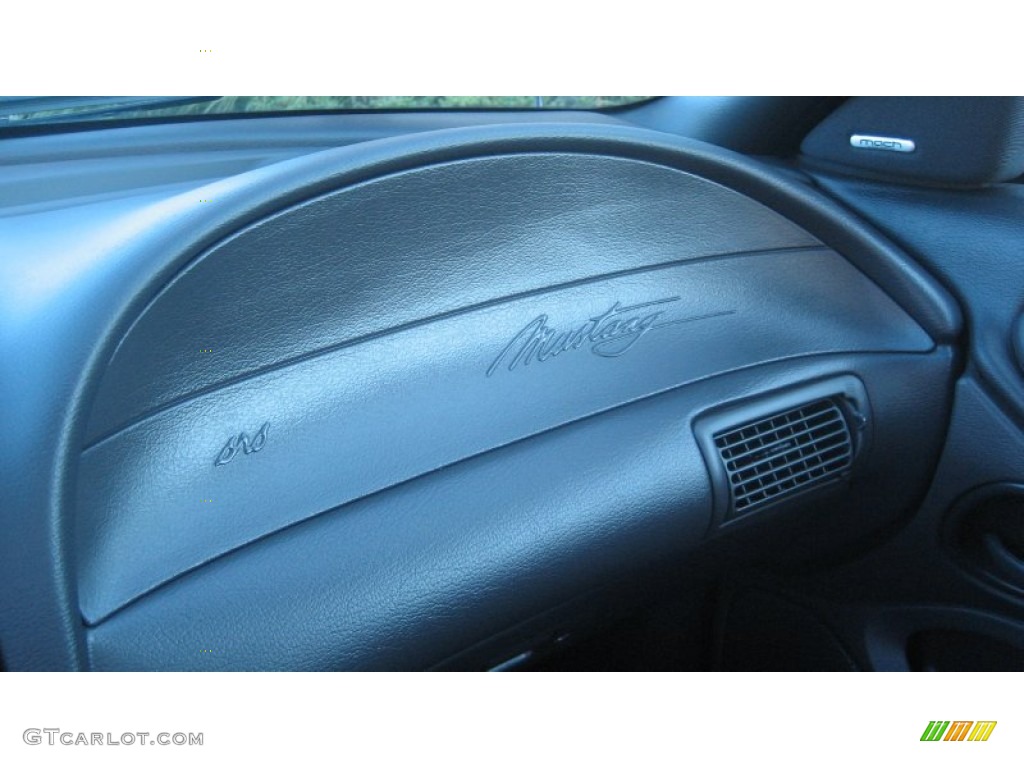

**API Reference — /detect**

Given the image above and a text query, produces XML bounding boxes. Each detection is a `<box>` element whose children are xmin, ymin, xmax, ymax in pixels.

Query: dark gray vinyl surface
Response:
<box><xmin>0</xmin><ymin>120</ymin><xmax>961</xmax><ymax>669</ymax></box>
<box><xmin>77</xmin><ymin>245</ymin><xmax>932</xmax><ymax>623</ymax></box>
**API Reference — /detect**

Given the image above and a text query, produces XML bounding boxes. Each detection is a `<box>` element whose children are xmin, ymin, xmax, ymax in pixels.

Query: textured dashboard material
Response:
<box><xmin>86</xmin><ymin>352</ymin><xmax>953</xmax><ymax>671</ymax></box>
<box><xmin>84</xmin><ymin>155</ymin><xmax>821</xmax><ymax>441</ymax></box>
<box><xmin>0</xmin><ymin>120</ymin><xmax>962</xmax><ymax>670</ymax></box>
<box><xmin>78</xmin><ymin>245</ymin><xmax>931</xmax><ymax>623</ymax></box>
<box><xmin>74</xmin><ymin>153</ymin><xmax>934</xmax><ymax>624</ymax></box>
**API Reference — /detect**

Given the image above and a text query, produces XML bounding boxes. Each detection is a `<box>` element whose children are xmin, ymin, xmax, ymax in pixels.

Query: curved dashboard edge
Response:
<box><xmin>0</xmin><ymin>122</ymin><xmax>963</xmax><ymax>670</ymax></box>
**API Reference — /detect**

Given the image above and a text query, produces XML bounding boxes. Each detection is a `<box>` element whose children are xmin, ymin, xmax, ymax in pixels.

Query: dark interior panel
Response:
<box><xmin>84</xmin><ymin>154</ymin><xmax>820</xmax><ymax>441</ymax></box>
<box><xmin>801</xmin><ymin>96</ymin><xmax>1024</xmax><ymax>187</ymax></box>
<box><xmin>0</xmin><ymin>118</ymin><xmax>964</xmax><ymax>670</ymax></box>
<box><xmin>809</xmin><ymin>175</ymin><xmax>1024</xmax><ymax>427</ymax></box>
<box><xmin>77</xmin><ymin>240</ymin><xmax>932</xmax><ymax>624</ymax></box>
<box><xmin>86</xmin><ymin>351</ymin><xmax>953</xmax><ymax>670</ymax></box>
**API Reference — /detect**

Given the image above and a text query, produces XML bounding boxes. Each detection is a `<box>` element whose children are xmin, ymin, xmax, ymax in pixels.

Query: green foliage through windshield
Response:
<box><xmin>1</xmin><ymin>96</ymin><xmax>650</xmax><ymax>129</ymax></box>
<box><xmin>210</xmin><ymin>96</ymin><xmax>646</xmax><ymax>111</ymax></box>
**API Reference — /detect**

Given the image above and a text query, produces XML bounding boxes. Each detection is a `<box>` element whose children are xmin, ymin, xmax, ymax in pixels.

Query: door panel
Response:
<box><xmin>788</xmin><ymin>172</ymin><xmax>1024</xmax><ymax>671</ymax></box>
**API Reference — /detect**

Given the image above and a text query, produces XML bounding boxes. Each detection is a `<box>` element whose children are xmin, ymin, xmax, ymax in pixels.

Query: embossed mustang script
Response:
<box><xmin>487</xmin><ymin>298</ymin><xmax>734</xmax><ymax>377</ymax></box>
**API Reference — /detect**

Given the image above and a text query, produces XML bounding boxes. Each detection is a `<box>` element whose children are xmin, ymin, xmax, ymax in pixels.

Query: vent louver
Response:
<box><xmin>714</xmin><ymin>398</ymin><xmax>854</xmax><ymax>517</ymax></box>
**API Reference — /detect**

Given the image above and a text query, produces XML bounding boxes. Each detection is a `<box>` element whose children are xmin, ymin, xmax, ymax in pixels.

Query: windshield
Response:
<box><xmin>0</xmin><ymin>96</ymin><xmax>650</xmax><ymax>129</ymax></box>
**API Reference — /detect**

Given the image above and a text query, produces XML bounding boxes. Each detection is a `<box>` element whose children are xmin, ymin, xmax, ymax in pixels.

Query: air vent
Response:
<box><xmin>714</xmin><ymin>398</ymin><xmax>854</xmax><ymax>517</ymax></box>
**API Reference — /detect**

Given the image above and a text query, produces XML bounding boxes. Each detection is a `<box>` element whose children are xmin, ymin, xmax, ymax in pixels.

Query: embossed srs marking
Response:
<box><xmin>214</xmin><ymin>422</ymin><xmax>269</xmax><ymax>466</ymax></box>
<box><xmin>486</xmin><ymin>298</ymin><xmax>735</xmax><ymax>377</ymax></box>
